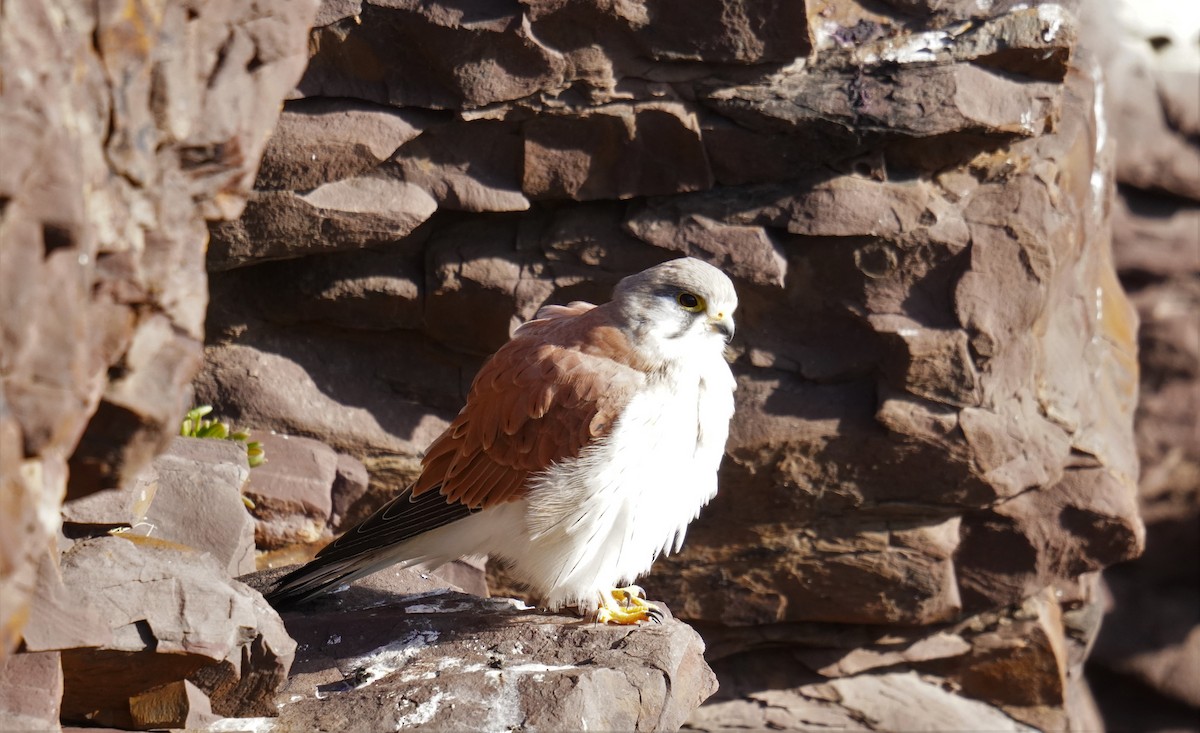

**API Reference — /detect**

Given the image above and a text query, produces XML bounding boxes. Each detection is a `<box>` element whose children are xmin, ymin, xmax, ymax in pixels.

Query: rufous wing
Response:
<box><xmin>414</xmin><ymin>302</ymin><xmax>645</xmax><ymax>509</ymax></box>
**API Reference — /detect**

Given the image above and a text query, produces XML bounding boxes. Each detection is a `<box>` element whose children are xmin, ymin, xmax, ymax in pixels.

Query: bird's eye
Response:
<box><xmin>676</xmin><ymin>291</ymin><xmax>705</xmax><ymax>312</ymax></box>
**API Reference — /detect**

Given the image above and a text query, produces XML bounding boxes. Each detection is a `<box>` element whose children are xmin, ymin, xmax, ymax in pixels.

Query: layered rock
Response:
<box><xmin>51</xmin><ymin>536</ymin><xmax>294</xmax><ymax>729</ymax></box>
<box><xmin>20</xmin><ymin>438</ymin><xmax>287</xmax><ymax>729</ymax></box>
<box><xmin>0</xmin><ymin>0</ymin><xmax>319</xmax><ymax>664</ymax></box>
<box><xmin>194</xmin><ymin>0</ymin><xmax>1143</xmax><ymax>729</ymax></box>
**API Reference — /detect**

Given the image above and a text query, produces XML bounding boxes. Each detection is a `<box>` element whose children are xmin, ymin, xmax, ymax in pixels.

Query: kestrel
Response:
<box><xmin>266</xmin><ymin>257</ymin><xmax>737</xmax><ymax>624</ymax></box>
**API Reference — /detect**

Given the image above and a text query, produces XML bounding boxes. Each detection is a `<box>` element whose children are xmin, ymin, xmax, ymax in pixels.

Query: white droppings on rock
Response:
<box><xmin>1037</xmin><ymin>4</ymin><xmax>1067</xmax><ymax>42</ymax></box>
<box><xmin>504</xmin><ymin>663</ymin><xmax>577</xmax><ymax>674</ymax></box>
<box><xmin>394</xmin><ymin>690</ymin><xmax>449</xmax><ymax>730</ymax></box>
<box><xmin>208</xmin><ymin>717</ymin><xmax>278</xmax><ymax>732</ymax></box>
<box><xmin>405</xmin><ymin>601</ymin><xmax>474</xmax><ymax>614</ymax></box>
<box><xmin>343</xmin><ymin>629</ymin><xmax>440</xmax><ymax>689</ymax></box>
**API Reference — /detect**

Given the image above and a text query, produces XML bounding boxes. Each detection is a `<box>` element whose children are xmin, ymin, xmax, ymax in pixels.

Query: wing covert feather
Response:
<box><xmin>411</xmin><ymin>303</ymin><xmax>644</xmax><ymax>509</ymax></box>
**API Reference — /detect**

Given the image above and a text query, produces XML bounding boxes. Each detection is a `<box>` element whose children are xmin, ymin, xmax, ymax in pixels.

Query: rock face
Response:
<box><xmin>52</xmin><ymin>537</ymin><xmax>294</xmax><ymax>729</ymax></box>
<box><xmin>14</xmin><ymin>437</ymin><xmax>290</xmax><ymax>730</ymax></box>
<box><xmin>239</xmin><ymin>567</ymin><xmax>717</xmax><ymax>732</ymax></box>
<box><xmin>193</xmin><ymin>0</ymin><xmax>1145</xmax><ymax>728</ymax></box>
<box><xmin>0</xmin><ymin>0</ymin><xmax>319</xmax><ymax>663</ymax></box>
<box><xmin>1083</xmin><ymin>3</ymin><xmax>1200</xmax><ymax>730</ymax></box>
<box><xmin>63</xmin><ymin>436</ymin><xmax>258</xmax><ymax>576</ymax></box>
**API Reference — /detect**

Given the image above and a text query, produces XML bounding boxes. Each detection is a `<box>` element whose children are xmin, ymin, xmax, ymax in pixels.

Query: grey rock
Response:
<box><xmin>240</xmin><ymin>566</ymin><xmax>716</xmax><ymax>731</ymax></box>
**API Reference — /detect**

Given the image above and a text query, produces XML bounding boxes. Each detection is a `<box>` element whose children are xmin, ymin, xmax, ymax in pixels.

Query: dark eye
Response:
<box><xmin>676</xmin><ymin>291</ymin><xmax>705</xmax><ymax>312</ymax></box>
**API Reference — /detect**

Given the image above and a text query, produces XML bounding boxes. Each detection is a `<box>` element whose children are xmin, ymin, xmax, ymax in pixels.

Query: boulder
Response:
<box><xmin>54</xmin><ymin>537</ymin><xmax>294</xmax><ymax>729</ymax></box>
<box><xmin>62</xmin><ymin>436</ymin><xmax>256</xmax><ymax>577</ymax></box>
<box><xmin>238</xmin><ymin>566</ymin><xmax>716</xmax><ymax>731</ymax></box>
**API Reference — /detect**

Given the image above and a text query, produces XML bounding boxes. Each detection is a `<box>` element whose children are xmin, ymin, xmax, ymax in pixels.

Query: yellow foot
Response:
<box><xmin>594</xmin><ymin>585</ymin><xmax>664</xmax><ymax>625</ymax></box>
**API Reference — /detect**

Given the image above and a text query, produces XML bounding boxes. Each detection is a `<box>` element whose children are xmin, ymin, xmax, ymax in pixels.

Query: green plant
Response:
<box><xmin>180</xmin><ymin>405</ymin><xmax>266</xmax><ymax>468</ymax></box>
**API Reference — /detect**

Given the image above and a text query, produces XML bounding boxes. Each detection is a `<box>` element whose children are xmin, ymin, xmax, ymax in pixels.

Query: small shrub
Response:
<box><xmin>180</xmin><ymin>405</ymin><xmax>266</xmax><ymax>468</ymax></box>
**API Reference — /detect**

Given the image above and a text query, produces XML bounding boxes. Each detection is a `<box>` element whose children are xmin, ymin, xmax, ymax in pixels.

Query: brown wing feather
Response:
<box><xmin>412</xmin><ymin>302</ymin><xmax>645</xmax><ymax>509</ymax></box>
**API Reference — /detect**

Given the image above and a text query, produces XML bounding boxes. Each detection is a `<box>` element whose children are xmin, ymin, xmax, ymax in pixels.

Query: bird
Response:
<box><xmin>265</xmin><ymin>257</ymin><xmax>738</xmax><ymax>624</ymax></box>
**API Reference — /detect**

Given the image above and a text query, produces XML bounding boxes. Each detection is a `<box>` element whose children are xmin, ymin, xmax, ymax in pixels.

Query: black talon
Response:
<box><xmin>647</xmin><ymin>607</ymin><xmax>665</xmax><ymax>624</ymax></box>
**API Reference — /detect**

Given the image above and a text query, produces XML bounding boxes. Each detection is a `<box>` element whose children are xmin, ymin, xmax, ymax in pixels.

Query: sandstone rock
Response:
<box><xmin>1090</xmin><ymin>0</ymin><xmax>1200</xmax><ymax>200</ymax></box>
<box><xmin>56</xmin><ymin>537</ymin><xmax>294</xmax><ymax>729</ymax></box>
<box><xmin>298</xmin><ymin>0</ymin><xmax>811</xmax><ymax>112</ymax></box>
<box><xmin>0</xmin><ymin>0</ymin><xmax>318</xmax><ymax>658</ymax></box>
<box><xmin>207</xmin><ymin>181</ymin><xmax>438</xmax><ymax>271</ymax></box>
<box><xmin>19</xmin><ymin>549</ymin><xmax>113</xmax><ymax>655</ymax></box>
<box><xmin>523</xmin><ymin>103</ymin><xmax>714</xmax><ymax>201</ymax></box>
<box><xmin>240</xmin><ymin>566</ymin><xmax>716</xmax><ymax>731</ymax></box>
<box><xmin>1084</xmin><ymin>4</ymin><xmax>1200</xmax><ymax>727</ymax></box>
<box><xmin>193</xmin><ymin>337</ymin><xmax>461</xmax><ymax>498</ymax></box>
<box><xmin>244</xmin><ymin>433</ymin><xmax>338</xmax><ymax>550</ymax></box>
<box><xmin>215</xmin><ymin>240</ymin><xmax>428</xmax><ymax>332</ymax></box>
<box><xmin>129</xmin><ymin>680</ymin><xmax>219</xmax><ymax>731</ymax></box>
<box><xmin>689</xmin><ymin>666</ymin><xmax>1038</xmax><ymax>732</ymax></box>
<box><xmin>62</xmin><ymin>436</ymin><xmax>256</xmax><ymax>577</ymax></box>
<box><xmin>143</xmin><ymin>437</ymin><xmax>257</xmax><ymax>576</ymax></box>
<box><xmin>1112</xmin><ymin>189</ymin><xmax>1200</xmax><ymax>276</ymax></box>
<box><xmin>197</xmin><ymin>3</ymin><xmax>1145</xmax><ymax>731</ymax></box>
<box><xmin>256</xmin><ymin>98</ymin><xmax>429</xmax><ymax>191</ymax></box>
<box><xmin>688</xmin><ymin>582</ymin><xmax>1103</xmax><ymax>731</ymax></box>
<box><xmin>393</xmin><ymin>120</ymin><xmax>529</xmax><ymax>211</ymax></box>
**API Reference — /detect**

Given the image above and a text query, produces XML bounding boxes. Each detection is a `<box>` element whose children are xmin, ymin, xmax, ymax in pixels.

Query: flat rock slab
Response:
<box><xmin>235</xmin><ymin>568</ymin><xmax>717</xmax><ymax>731</ymax></box>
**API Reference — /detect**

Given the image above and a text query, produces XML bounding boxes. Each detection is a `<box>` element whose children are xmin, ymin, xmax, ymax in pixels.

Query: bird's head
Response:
<box><xmin>612</xmin><ymin>257</ymin><xmax>738</xmax><ymax>362</ymax></box>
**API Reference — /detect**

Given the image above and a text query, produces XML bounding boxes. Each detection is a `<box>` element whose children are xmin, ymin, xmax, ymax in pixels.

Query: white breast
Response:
<box><xmin>495</xmin><ymin>354</ymin><xmax>736</xmax><ymax>610</ymax></box>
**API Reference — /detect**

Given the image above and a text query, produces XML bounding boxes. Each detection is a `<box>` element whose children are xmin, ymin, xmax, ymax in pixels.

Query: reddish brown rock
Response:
<box><xmin>63</xmin><ymin>436</ymin><xmax>256</xmax><ymax>577</ymax></box>
<box><xmin>207</xmin><ymin>181</ymin><xmax>438</xmax><ymax>272</ymax></box>
<box><xmin>128</xmin><ymin>680</ymin><xmax>219</xmax><ymax>731</ymax></box>
<box><xmin>0</xmin><ymin>0</ymin><xmax>318</xmax><ymax>659</ymax></box>
<box><xmin>56</xmin><ymin>536</ymin><xmax>294</xmax><ymax>729</ymax></box>
<box><xmin>523</xmin><ymin>104</ymin><xmax>714</xmax><ymax>201</ymax></box>
<box><xmin>256</xmin><ymin>98</ymin><xmax>429</xmax><ymax>191</ymax></box>
<box><xmin>330</xmin><ymin>453</ymin><xmax>371</xmax><ymax>532</ymax></box>
<box><xmin>0</xmin><ymin>650</ymin><xmax>62</xmax><ymax>732</ymax></box>
<box><xmin>244</xmin><ymin>433</ymin><xmax>338</xmax><ymax>550</ymax></box>
<box><xmin>195</xmin><ymin>2</ymin><xmax>1144</xmax><ymax>730</ymax></box>
<box><xmin>1084</xmin><ymin>3</ymin><xmax>1200</xmax><ymax>728</ymax></box>
<box><xmin>1112</xmin><ymin>189</ymin><xmax>1200</xmax><ymax>276</ymax></box>
<box><xmin>393</xmin><ymin>120</ymin><xmax>529</xmax><ymax>212</ymax></box>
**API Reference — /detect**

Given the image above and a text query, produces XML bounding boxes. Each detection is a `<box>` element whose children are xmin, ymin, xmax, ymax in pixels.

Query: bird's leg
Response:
<box><xmin>594</xmin><ymin>585</ymin><xmax>664</xmax><ymax>625</ymax></box>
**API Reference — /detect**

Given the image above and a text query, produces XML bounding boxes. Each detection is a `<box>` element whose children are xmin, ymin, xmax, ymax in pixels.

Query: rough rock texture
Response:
<box><xmin>50</xmin><ymin>536</ymin><xmax>295</xmax><ymax>729</ymax></box>
<box><xmin>0</xmin><ymin>650</ymin><xmax>63</xmax><ymax>732</ymax></box>
<box><xmin>236</xmin><ymin>566</ymin><xmax>717</xmax><ymax>731</ymax></box>
<box><xmin>0</xmin><ymin>0</ymin><xmax>319</xmax><ymax>660</ymax></box>
<box><xmin>193</xmin><ymin>0</ymin><xmax>1144</xmax><ymax>728</ymax></box>
<box><xmin>62</xmin><ymin>436</ymin><xmax>257</xmax><ymax>576</ymax></box>
<box><xmin>1084</xmin><ymin>3</ymin><xmax>1200</xmax><ymax>730</ymax></box>
<box><xmin>243</xmin><ymin>432</ymin><xmax>338</xmax><ymax>550</ymax></box>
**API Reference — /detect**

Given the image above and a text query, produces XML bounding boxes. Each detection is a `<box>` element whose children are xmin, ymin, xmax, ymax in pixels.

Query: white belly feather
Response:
<box><xmin>391</xmin><ymin>356</ymin><xmax>735</xmax><ymax>611</ymax></box>
<box><xmin>499</xmin><ymin>357</ymin><xmax>734</xmax><ymax>609</ymax></box>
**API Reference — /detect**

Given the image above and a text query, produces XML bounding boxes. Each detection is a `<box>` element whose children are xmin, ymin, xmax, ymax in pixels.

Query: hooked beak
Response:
<box><xmin>709</xmin><ymin>313</ymin><xmax>735</xmax><ymax>343</ymax></box>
